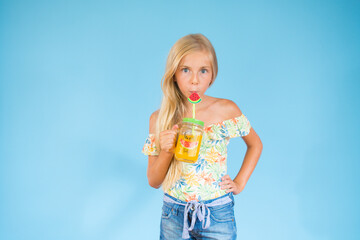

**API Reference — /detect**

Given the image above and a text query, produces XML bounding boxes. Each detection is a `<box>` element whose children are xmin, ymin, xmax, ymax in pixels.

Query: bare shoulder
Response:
<box><xmin>212</xmin><ymin>98</ymin><xmax>243</xmax><ymax>120</ymax></box>
<box><xmin>149</xmin><ymin>110</ymin><xmax>159</xmax><ymax>134</ymax></box>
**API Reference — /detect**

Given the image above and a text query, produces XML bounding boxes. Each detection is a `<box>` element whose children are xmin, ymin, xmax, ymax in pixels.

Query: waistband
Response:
<box><xmin>163</xmin><ymin>193</ymin><xmax>233</xmax><ymax>239</ymax></box>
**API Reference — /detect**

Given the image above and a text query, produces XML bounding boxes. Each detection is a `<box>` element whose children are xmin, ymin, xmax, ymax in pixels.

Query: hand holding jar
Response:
<box><xmin>159</xmin><ymin>125</ymin><xmax>179</xmax><ymax>153</ymax></box>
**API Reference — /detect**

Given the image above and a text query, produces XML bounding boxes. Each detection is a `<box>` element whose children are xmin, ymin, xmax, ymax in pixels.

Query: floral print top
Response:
<box><xmin>142</xmin><ymin>114</ymin><xmax>251</xmax><ymax>202</ymax></box>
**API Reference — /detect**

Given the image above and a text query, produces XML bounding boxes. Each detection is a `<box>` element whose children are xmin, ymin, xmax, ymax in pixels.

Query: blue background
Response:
<box><xmin>1</xmin><ymin>0</ymin><xmax>359</xmax><ymax>239</ymax></box>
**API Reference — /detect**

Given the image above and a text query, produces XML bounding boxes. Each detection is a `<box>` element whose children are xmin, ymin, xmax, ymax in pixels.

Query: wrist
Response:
<box><xmin>234</xmin><ymin>178</ymin><xmax>246</xmax><ymax>189</ymax></box>
<box><xmin>160</xmin><ymin>149</ymin><xmax>174</xmax><ymax>158</ymax></box>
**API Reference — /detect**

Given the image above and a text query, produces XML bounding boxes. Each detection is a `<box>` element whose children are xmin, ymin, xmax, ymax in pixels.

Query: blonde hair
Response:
<box><xmin>156</xmin><ymin>33</ymin><xmax>218</xmax><ymax>191</ymax></box>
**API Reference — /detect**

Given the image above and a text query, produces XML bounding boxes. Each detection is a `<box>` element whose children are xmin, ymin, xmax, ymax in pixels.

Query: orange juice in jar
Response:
<box><xmin>175</xmin><ymin>118</ymin><xmax>204</xmax><ymax>163</ymax></box>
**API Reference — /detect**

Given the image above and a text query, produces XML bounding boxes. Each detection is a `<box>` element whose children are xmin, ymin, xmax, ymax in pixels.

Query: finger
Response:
<box><xmin>221</xmin><ymin>185</ymin><xmax>230</xmax><ymax>190</ymax></box>
<box><xmin>220</xmin><ymin>182</ymin><xmax>233</xmax><ymax>190</ymax></box>
<box><xmin>219</xmin><ymin>181</ymin><xmax>229</xmax><ymax>187</ymax></box>
<box><xmin>161</xmin><ymin>131</ymin><xmax>177</xmax><ymax>137</ymax></box>
<box><xmin>172</xmin><ymin>124</ymin><xmax>179</xmax><ymax>130</ymax></box>
<box><xmin>162</xmin><ymin>133</ymin><xmax>178</xmax><ymax>141</ymax></box>
<box><xmin>160</xmin><ymin>135</ymin><xmax>177</xmax><ymax>144</ymax></box>
<box><xmin>161</xmin><ymin>128</ymin><xmax>177</xmax><ymax>134</ymax></box>
<box><xmin>165</xmin><ymin>143</ymin><xmax>175</xmax><ymax>149</ymax></box>
<box><xmin>226</xmin><ymin>188</ymin><xmax>234</xmax><ymax>193</ymax></box>
<box><xmin>165</xmin><ymin>129</ymin><xmax>178</xmax><ymax>134</ymax></box>
<box><xmin>221</xmin><ymin>175</ymin><xmax>231</xmax><ymax>181</ymax></box>
<box><xmin>226</xmin><ymin>185</ymin><xmax>237</xmax><ymax>192</ymax></box>
<box><xmin>224</xmin><ymin>185</ymin><xmax>233</xmax><ymax>192</ymax></box>
<box><xmin>160</xmin><ymin>140</ymin><xmax>175</xmax><ymax>148</ymax></box>
<box><xmin>219</xmin><ymin>180</ymin><xmax>231</xmax><ymax>186</ymax></box>
<box><xmin>221</xmin><ymin>179</ymin><xmax>233</xmax><ymax>185</ymax></box>
<box><xmin>162</xmin><ymin>138</ymin><xmax>176</xmax><ymax>146</ymax></box>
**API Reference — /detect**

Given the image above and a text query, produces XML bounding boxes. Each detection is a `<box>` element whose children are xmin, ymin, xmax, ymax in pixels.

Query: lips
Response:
<box><xmin>189</xmin><ymin>91</ymin><xmax>200</xmax><ymax>98</ymax></box>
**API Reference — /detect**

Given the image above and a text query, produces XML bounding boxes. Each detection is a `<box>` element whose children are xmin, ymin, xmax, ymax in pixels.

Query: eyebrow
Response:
<box><xmin>179</xmin><ymin>65</ymin><xmax>211</xmax><ymax>68</ymax></box>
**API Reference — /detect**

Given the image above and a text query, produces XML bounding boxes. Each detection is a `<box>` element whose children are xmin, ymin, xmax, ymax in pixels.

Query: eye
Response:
<box><xmin>201</xmin><ymin>69</ymin><xmax>208</xmax><ymax>74</ymax></box>
<box><xmin>182</xmin><ymin>68</ymin><xmax>189</xmax><ymax>73</ymax></box>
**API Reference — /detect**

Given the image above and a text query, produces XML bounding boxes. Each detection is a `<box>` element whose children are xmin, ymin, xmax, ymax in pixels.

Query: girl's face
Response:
<box><xmin>174</xmin><ymin>51</ymin><xmax>213</xmax><ymax>99</ymax></box>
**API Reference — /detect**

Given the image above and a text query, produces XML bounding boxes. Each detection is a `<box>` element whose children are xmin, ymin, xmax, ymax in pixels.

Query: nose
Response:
<box><xmin>191</xmin><ymin>74</ymin><xmax>199</xmax><ymax>85</ymax></box>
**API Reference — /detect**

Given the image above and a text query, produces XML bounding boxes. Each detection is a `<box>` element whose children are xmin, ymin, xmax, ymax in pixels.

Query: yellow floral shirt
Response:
<box><xmin>142</xmin><ymin>114</ymin><xmax>251</xmax><ymax>202</ymax></box>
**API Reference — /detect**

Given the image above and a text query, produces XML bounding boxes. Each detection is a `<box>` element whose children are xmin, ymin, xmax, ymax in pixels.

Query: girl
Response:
<box><xmin>142</xmin><ymin>33</ymin><xmax>262</xmax><ymax>240</ymax></box>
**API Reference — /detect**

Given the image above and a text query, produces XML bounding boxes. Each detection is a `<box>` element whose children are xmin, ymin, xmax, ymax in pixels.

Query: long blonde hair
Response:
<box><xmin>156</xmin><ymin>33</ymin><xmax>218</xmax><ymax>191</ymax></box>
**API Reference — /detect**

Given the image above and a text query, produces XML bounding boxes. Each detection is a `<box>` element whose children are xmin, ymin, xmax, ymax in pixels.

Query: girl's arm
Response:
<box><xmin>147</xmin><ymin>152</ymin><xmax>173</xmax><ymax>189</ymax></box>
<box><xmin>219</xmin><ymin>100</ymin><xmax>263</xmax><ymax>194</ymax></box>
<box><xmin>234</xmin><ymin>128</ymin><xmax>263</xmax><ymax>192</ymax></box>
<box><xmin>221</xmin><ymin>127</ymin><xmax>263</xmax><ymax>194</ymax></box>
<box><xmin>146</xmin><ymin>111</ymin><xmax>178</xmax><ymax>189</ymax></box>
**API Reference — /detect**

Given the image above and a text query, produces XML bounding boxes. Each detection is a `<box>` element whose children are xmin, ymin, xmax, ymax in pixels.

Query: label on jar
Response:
<box><xmin>175</xmin><ymin>133</ymin><xmax>202</xmax><ymax>163</ymax></box>
<box><xmin>180</xmin><ymin>135</ymin><xmax>199</xmax><ymax>149</ymax></box>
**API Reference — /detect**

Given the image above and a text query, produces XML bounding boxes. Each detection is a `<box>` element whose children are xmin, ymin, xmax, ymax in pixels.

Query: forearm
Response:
<box><xmin>233</xmin><ymin>145</ymin><xmax>262</xmax><ymax>188</ymax></box>
<box><xmin>147</xmin><ymin>150</ymin><xmax>174</xmax><ymax>188</ymax></box>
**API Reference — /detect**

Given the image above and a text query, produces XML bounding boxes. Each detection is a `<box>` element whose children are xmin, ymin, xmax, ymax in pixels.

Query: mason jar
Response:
<box><xmin>174</xmin><ymin>118</ymin><xmax>204</xmax><ymax>163</ymax></box>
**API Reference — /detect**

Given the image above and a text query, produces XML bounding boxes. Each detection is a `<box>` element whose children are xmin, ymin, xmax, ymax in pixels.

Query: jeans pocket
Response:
<box><xmin>210</xmin><ymin>202</ymin><xmax>235</xmax><ymax>223</ymax></box>
<box><xmin>161</xmin><ymin>204</ymin><xmax>173</xmax><ymax>219</ymax></box>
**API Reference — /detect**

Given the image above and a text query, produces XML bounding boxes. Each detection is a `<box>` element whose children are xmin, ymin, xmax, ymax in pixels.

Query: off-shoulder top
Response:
<box><xmin>142</xmin><ymin>114</ymin><xmax>251</xmax><ymax>202</ymax></box>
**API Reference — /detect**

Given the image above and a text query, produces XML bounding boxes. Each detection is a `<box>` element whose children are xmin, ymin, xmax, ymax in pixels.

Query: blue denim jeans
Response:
<box><xmin>160</xmin><ymin>193</ymin><xmax>237</xmax><ymax>240</ymax></box>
